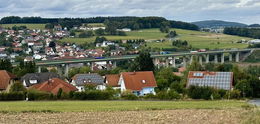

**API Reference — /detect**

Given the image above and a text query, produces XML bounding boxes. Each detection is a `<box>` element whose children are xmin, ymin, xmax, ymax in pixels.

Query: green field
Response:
<box><xmin>0</xmin><ymin>23</ymin><xmax>46</xmax><ymax>30</ymax></box>
<box><xmin>0</xmin><ymin>100</ymin><xmax>247</xmax><ymax>112</ymax></box>
<box><xmin>60</xmin><ymin>28</ymin><xmax>251</xmax><ymax>49</ymax></box>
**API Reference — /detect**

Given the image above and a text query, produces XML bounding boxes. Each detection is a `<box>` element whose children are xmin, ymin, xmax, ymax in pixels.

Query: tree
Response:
<box><xmin>9</xmin><ymin>81</ymin><xmax>26</xmax><ymax>92</ymax></box>
<box><xmin>130</xmin><ymin>50</ymin><xmax>154</xmax><ymax>72</ymax></box>
<box><xmin>79</xmin><ymin>31</ymin><xmax>94</xmax><ymax>38</ymax></box>
<box><xmin>95</xmin><ymin>28</ymin><xmax>105</xmax><ymax>36</ymax></box>
<box><xmin>166</xmin><ymin>31</ymin><xmax>177</xmax><ymax>38</ymax></box>
<box><xmin>235</xmin><ymin>79</ymin><xmax>252</xmax><ymax>97</ymax></box>
<box><xmin>45</xmin><ymin>23</ymin><xmax>54</xmax><ymax>29</ymax></box>
<box><xmin>57</xmin><ymin>88</ymin><xmax>63</xmax><ymax>99</ymax></box>
<box><xmin>0</xmin><ymin>59</ymin><xmax>13</xmax><ymax>72</ymax></box>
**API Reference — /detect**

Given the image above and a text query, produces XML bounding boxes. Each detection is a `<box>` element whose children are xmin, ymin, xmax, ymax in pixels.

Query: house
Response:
<box><xmin>29</xmin><ymin>78</ymin><xmax>77</xmax><ymax>95</ymax></box>
<box><xmin>105</xmin><ymin>74</ymin><xmax>120</xmax><ymax>89</ymax></box>
<box><xmin>187</xmin><ymin>71</ymin><xmax>233</xmax><ymax>90</ymax></box>
<box><xmin>0</xmin><ymin>51</ymin><xmax>8</xmax><ymax>58</ymax></box>
<box><xmin>21</xmin><ymin>72</ymin><xmax>60</xmax><ymax>87</ymax></box>
<box><xmin>248</xmin><ymin>39</ymin><xmax>260</xmax><ymax>44</ymax></box>
<box><xmin>0</xmin><ymin>70</ymin><xmax>17</xmax><ymax>91</ymax></box>
<box><xmin>24</xmin><ymin>56</ymin><xmax>34</xmax><ymax>62</ymax></box>
<box><xmin>71</xmin><ymin>73</ymin><xmax>105</xmax><ymax>91</ymax></box>
<box><xmin>119</xmin><ymin>71</ymin><xmax>157</xmax><ymax>96</ymax></box>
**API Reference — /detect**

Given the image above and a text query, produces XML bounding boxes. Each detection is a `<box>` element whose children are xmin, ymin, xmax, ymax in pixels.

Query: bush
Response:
<box><xmin>73</xmin><ymin>90</ymin><xmax>116</xmax><ymax>100</ymax></box>
<box><xmin>224</xmin><ymin>89</ymin><xmax>241</xmax><ymax>99</ymax></box>
<box><xmin>27</xmin><ymin>89</ymin><xmax>53</xmax><ymax>101</ymax></box>
<box><xmin>121</xmin><ymin>91</ymin><xmax>138</xmax><ymax>100</ymax></box>
<box><xmin>156</xmin><ymin>91</ymin><xmax>169</xmax><ymax>100</ymax></box>
<box><xmin>188</xmin><ymin>86</ymin><xmax>220</xmax><ymax>100</ymax></box>
<box><xmin>168</xmin><ymin>90</ymin><xmax>181</xmax><ymax>100</ymax></box>
<box><xmin>143</xmin><ymin>93</ymin><xmax>157</xmax><ymax>100</ymax></box>
<box><xmin>9</xmin><ymin>82</ymin><xmax>27</xmax><ymax>92</ymax></box>
<box><xmin>0</xmin><ymin>92</ymin><xmax>25</xmax><ymax>101</ymax></box>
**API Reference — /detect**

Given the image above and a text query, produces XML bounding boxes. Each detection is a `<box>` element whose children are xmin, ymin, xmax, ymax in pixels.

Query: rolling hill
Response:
<box><xmin>192</xmin><ymin>20</ymin><xmax>247</xmax><ymax>28</ymax></box>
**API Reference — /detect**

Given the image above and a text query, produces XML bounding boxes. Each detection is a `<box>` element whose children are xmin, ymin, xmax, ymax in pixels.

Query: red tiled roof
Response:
<box><xmin>121</xmin><ymin>71</ymin><xmax>157</xmax><ymax>91</ymax></box>
<box><xmin>105</xmin><ymin>74</ymin><xmax>120</xmax><ymax>87</ymax></box>
<box><xmin>188</xmin><ymin>71</ymin><xmax>217</xmax><ymax>78</ymax></box>
<box><xmin>30</xmin><ymin>78</ymin><xmax>77</xmax><ymax>95</ymax></box>
<box><xmin>0</xmin><ymin>70</ymin><xmax>16</xmax><ymax>90</ymax></box>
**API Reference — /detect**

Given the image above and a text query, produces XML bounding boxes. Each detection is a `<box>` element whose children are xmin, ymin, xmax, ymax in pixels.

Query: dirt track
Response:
<box><xmin>0</xmin><ymin>109</ymin><xmax>245</xmax><ymax>124</ymax></box>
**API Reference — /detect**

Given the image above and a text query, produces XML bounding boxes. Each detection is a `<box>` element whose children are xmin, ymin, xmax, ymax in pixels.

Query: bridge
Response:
<box><xmin>13</xmin><ymin>48</ymin><xmax>259</xmax><ymax>77</ymax></box>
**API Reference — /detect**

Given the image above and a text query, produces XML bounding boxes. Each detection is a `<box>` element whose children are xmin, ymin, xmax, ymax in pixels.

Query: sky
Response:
<box><xmin>0</xmin><ymin>0</ymin><xmax>260</xmax><ymax>24</ymax></box>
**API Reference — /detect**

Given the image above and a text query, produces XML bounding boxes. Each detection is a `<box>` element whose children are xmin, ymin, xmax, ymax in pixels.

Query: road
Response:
<box><xmin>248</xmin><ymin>99</ymin><xmax>260</xmax><ymax>106</ymax></box>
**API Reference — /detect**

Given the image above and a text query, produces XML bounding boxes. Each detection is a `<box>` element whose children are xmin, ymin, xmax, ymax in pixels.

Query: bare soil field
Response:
<box><xmin>0</xmin><ymin>109</ymin><xmax>246</xmax><ymax>124</ymax></box>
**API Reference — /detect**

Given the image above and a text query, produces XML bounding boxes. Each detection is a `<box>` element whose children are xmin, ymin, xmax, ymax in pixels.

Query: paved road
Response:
<box><xmin>248</xmin><ymin>99</ymin><xmax>260</xmax><ymax>106</ymax></box>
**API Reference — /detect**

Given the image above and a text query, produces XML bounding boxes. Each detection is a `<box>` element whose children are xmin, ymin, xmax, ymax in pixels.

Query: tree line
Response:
<box><xmin>224</xmin><ymin>27</ymin><xmax>260</xmax><ymax>39</ymax></box>
<box><xmin>0</xmin><ymin>16</ymin><xmax>199</xmax><ymax>31</ymax></box>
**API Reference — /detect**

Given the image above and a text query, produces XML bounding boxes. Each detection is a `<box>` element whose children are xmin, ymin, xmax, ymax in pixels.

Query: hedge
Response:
<box><xmin>0</xmin><ymin>92</ymin><xmax>25</xmax><ymax>101</ymax></box>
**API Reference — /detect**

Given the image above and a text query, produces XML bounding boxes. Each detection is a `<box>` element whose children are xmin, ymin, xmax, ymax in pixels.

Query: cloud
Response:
<box><xmin>0</xmin><ymin>0</ymin><xmax>259</xmax><ymax>24</ymax></box>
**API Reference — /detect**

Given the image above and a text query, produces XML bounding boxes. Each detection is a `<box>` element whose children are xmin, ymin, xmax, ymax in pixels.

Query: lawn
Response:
<box><xmin>0</xmin><ymin>23</ymin><xmax>46</xmax><ymax>30</ymax></box>
<box><xmin>60</xmin><ymin>28</ymin><xmax>251</xmax><ymax>49</ymax></box>
<box><xmin>0</xmin><ymin>100</ymin><xmax>247</xmax><ymax>112</ymax></box>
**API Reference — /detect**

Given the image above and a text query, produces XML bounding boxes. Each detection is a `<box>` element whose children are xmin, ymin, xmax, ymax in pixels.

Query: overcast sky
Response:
<box><xmin>0</xmin><ymin>0</ymin><xmax>260</xmax><ymax>24</ymax></box>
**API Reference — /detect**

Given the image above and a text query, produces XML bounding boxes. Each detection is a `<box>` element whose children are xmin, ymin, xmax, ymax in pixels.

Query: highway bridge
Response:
<box><xmin>12</xmin><ymin>48</ymin><xmax>259</xmax><ymax>76</ymax></box>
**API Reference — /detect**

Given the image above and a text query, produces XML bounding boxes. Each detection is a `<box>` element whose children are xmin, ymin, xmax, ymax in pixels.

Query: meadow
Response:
<box><xmin>0</xmin><ymin>23</ymin><xmax>46</xmax><ymax>30</ymax></box>
<box><xmin>0</xmin><ymin>100</ymin><xmax>247</xmax><ymax>112</ymax></box>
<box><xmin>60</xmin><ymin>28</ymin><xmax>251</xmax><ymax>49</ymax></box>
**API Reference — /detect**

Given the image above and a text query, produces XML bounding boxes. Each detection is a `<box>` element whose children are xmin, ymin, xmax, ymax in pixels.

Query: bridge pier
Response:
<box><xmin>57</xmin><ymin>65</ymin><xmax>63</xmax><ymax>76</ymax></box>
<box><xmin>38</xmin><ymin>66</ymin><xmax>41</xmax><ymax>73</ymax></box>
<box><xmin>65</xmin><ymin>64</ymin><xmax>69</xmax><ymax>77</ymax></box>
<box><xmin>236</xmin><ymin>52</ymin><xmax>240</xmax><ymax>62</ymax></box>
<box><xmin>205</xmin><ymin>54</ymin><xmax>209</xmax><ymax>63</ymax></box>
<box><xmin>165</xmin><ymin>58</ymin><xmax>170</xmax><ymax>67</ymax></box>
<box><xmin>190</xmin><ymin>55</ymin><xmax>194</xmax><ymax>65</ymax></box>
<box><xmin>153</xmin><ymin>58</ymin><xmax>160</xmax><ymax>68</ymax></box>
<box><xmin>214</xmin><ymin>55</ymin><xmax>218</xmax><ymax>63</ymax></box>
<box><xmin>183</xmin><ymin>57</ymin><xmax>187</xmax><ymax>67</ymax></box>
<box><xmin>229</xmin><ymin>53</ymin><xmax>233</xmax><ymax>62</ymax></box>
<box><xmin>112</xmin><ymin>61</ymin><xmax>117</xmax><ymax>68</ymax></box>
<box><xmin>171</xmin><ymin>57</ymin><xmax>176</xmax><ymax>68</ymax></box>
<box><xmin>221</xmin><ymin>53</ymin><xmax>225</xmax><ymax>64</ymax></box>
<box><xmin>199</xmin><ymin>56</ymin><xmax>203</xmax><ymax>65</ymax></box>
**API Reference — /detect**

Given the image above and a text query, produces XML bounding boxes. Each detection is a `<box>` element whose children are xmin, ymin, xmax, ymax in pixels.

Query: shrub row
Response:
<box><xmin>72</xmin><ymin>90</ymin><xmax>116</xmax><ymax>100</ymax></box>
<box><xmin>187</xmin><ymin>86</ymin><xmax>241</xmax><ymax>100</ymax></box>
<box><xmin>0</xmin><ymin>92</ymin><xmax>25</xmax><ymax>101</ymax></box>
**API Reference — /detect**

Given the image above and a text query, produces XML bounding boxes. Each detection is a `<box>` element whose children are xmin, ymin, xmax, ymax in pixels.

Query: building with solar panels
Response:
<box><xmin>187</xmin><ymin>71</ymin><xmax>233</xmax><ymax>90</ymax></box>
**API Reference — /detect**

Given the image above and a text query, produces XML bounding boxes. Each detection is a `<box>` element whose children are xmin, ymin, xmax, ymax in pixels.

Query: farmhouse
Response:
<box><xmin>187</xmin><ymin>71</ymin><xmax>233</xmax><ymax>90</ymax></box>
<box><xmin>71</xmin><ymin>73</ymin><xmax>105</xmax><ymax>91</ymax></box>
<box><xmin>0</xmin><ymin>70</ymin><xmax>17</xmax><ymax>91</ymax></box>
<box><xmin>30</xmin><ymin>78</ymin><xmax>77</xmax><ymax>95</ymax></box>
<box><xmin>119</xmin><ymin>71</ymin><xmax>157</xmax><ymax>96</ymax></box>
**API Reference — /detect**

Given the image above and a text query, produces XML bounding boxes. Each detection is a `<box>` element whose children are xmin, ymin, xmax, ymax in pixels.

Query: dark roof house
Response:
<box><xmin>21</xmin><ymin>72</ymin><xmax>60</xmax><ymax>87</ymax></box>
<box><xmin>72</xmin><ymin>73</ymin><xmax>104</xmax><ymax>86</ymax></box>
<box><xmin>30</xmin><ymin>78</ymin><xmax>77</xmax><ymax>95</ymax></box>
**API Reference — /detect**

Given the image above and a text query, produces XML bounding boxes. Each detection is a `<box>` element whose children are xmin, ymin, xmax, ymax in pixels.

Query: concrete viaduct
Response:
<box><xmin>13</xmin><ymin>48</ymin><xmax>259</xmax><ymax>77</ymax></box>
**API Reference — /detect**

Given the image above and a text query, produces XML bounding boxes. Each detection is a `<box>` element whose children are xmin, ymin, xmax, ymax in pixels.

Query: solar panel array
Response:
<box><xmin>188</xmin><ymin>72</ymin><xmax>232</xmax><ymax>90</ymax></box>
<box><xmin>75</xmin><ymin>74</ymin><xmax>104</xmax><ymax>86</ymax></box>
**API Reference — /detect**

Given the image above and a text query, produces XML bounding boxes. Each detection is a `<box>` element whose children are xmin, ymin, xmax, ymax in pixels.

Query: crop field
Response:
<box><xmin>0</xmin><ymin>100</ymin><xmax>247</xmax><ymax>112</ymax></box>
<box><xmin>0</xmin><ymin>100</ymin><xmax>258</xmax><ymax>123</ymax></box>
<box><xmin>0</xmin><ymin>23</ymin><xmax>46</xmax><ymax>30</ymax></box>
<box><xmin>60</xmin><ymin>28</ymin><xmax>251</xmax><ymax>49</ymax></box>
